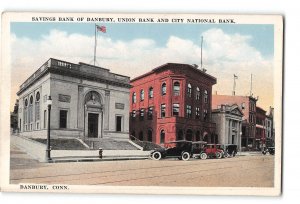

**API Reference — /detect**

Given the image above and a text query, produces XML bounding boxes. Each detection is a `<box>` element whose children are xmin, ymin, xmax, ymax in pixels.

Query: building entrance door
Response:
<box><xmin>88</xmin><ymin>113</ymin><xmax>99</xmax><ymax>138</ymax></box>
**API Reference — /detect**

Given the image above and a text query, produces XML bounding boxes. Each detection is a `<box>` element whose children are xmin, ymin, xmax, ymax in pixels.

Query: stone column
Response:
<box><xmin>104</xmin><ymin>90</ymin><xmax>110</xmax><ymax>130</ymax></box>
<box><xmin>77</xmin><ymin>86</ymin><xmax>84</xmax><ymax>130</ymax></box>
<box><xmin>238</xmin><ymin>121</ymin><xmax>242</xmax><ymax>150</ymax></box>
<box><xmin>228</xmin><ymin>120</ymin><xmax>232</xmax><ymax>144</ymax></box>
<box><xmin>225</xmin><ymin>118</ymin><xmax>229</xmax><ymax>145</ymax></box>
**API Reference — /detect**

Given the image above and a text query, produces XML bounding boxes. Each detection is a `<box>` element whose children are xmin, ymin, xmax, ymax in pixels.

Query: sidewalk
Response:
<box><xmin>238</xmin><ymin>151</ymin><xmax>262</xmax><ymax>156</ymax></box>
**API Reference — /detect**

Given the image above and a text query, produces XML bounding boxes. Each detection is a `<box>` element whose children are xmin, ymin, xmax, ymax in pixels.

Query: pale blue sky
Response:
<box><xmin>10</xmin><ymin>22</ymin><xmax>275</xmax><ymax>110</ymax></box>
<box><xmin>11</xmin><ymin>23</ymin><xmax>274</xmax><ymax>58</ymax></box>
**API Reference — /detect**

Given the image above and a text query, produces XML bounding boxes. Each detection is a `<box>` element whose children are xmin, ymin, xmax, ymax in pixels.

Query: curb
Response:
<box><xmin>50</xmin><ymin>156</ymin><xmax>150</xmax><ymax>163</ymax></box>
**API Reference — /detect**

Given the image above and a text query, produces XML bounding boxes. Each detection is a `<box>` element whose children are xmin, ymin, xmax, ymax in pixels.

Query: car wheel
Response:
<box><xmin>216</xmin><ymin>152</ymin><xmax>222</xmax><ymax>159</ymax></box>
<box><xmin>200</xmin><ymin>152</ymin><xmax>207</xmax><ymax>160</ymax></box>
<box><xmin>181</xmin><ymin>152</ymin><xmax>190</xmax><ymax>161</ymax></box>
<box><xmin>262</xmin><ymin>151</ymin><xmax>266</xmax><ymax>155</ymax></box>
<box><xmin>152</xmin><ymin>152</ymin><xmax>162</xmax><ymax>160</ymax></box>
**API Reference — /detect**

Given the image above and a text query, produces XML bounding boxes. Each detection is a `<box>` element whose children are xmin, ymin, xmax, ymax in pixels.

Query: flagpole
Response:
<box><xmin>94</xmin><ymin>24</ymin><xmax>97</xmax><ymax>66</ymax></box>
<box><xmin>233</xmin><ymin>74</ymin><xmax>237</xmax><ymax>96</ymax></box>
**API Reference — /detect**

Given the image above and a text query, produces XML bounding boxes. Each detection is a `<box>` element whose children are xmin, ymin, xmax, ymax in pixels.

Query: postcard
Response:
<box><xmin>0</xmin><ymin>12</ymin><xmax>283</xmax><ymax>196</ymax></box>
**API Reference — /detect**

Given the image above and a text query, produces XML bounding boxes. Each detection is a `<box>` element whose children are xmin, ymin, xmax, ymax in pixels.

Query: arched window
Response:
<box><xmin>177</xmin><ymin>130</ymin><xmax>184</xmax><ymax>140</ymax></box>
<box><xmin>140</xmin><ymin>89</ymin><xmax>144</xmax><ymax>101</ymax></box>
<box><xmin>29</xmin><ymin>96</ymin><xmax>33</xmax><ymax>124</ymax></box>
<box><xmin>196</xmin><ymin>87</ymin><xmax>200</xmax><ymax>100</ymax></box>
<box><xmin>187</xmin><ymin>83</ymin><xmax>192</xmax><ymax>97</ymax></box>
<box><xmin>186</xmin><ymin>129</ymin><xmax>193</xmax><ymax>141</ymax></box>
<box><xmin>24</xmin><ymin>99</ymin><xmax>28</xmax><ymax>127</ymax></box>
<box><xmin>160</xmin><ymin>130</ymin><xmax>165</xmax><ymax>144</ymax></box>
<box><xmin>173</xmin><ymin>82</ymin><xmax>180</xmax><ymax>96</ymax></box>
<box><xmin>132</xmin><ymin>92</ymin><xmax>136</xmax><ymax>104</ymax></box>
<box><xmin>35</xmin><ymin>92</ymin><xmax>40</xmax><ymax>129</ymax></box>
<box><xmin>161</xmin><ymin>83</ymin><xmax>166</xmax><ymax>95</ymax></box>
<box><xmin>147</xmin><ymin>129</ymin><xmax>152</xmax><ymax>142</ymax></box>
<box><xmin>149</xmin><ymin>87</ymin><xmax>153</xmax><ymax>98</ymax></box>
<box><xmin>139</xmin><ymin>131</ymin><xmax>144</xmax><ymax>141</ymax></box>
<box><xmin>204</xmin><ymin>90</ymin><xmax>208</xmax><ymax>103</ymax></box>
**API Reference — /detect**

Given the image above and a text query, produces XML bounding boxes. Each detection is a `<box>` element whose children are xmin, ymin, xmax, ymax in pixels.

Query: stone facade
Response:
<box><xmin>265</xmin><ymin>107</ymin><xmax>275</xmax><ymax>147</ymax></box>
<box><xmin>212</xmin><ymin>94</ymin><xmax>258</xmax><ymax>149</ymax></box>
<box><xmin>17</xmin><ymin>58</ymin><xmax>130</xmax><ymax>140</ymax></box>
<box><xmin>129</xmin><ymin>63</ymin><xmax>217</xmax><ymax>144</ymax></box>
<box><xmin>211</xmin><ymin>104</ymin><xmax>243</xmax><ymax>150</ymax></box>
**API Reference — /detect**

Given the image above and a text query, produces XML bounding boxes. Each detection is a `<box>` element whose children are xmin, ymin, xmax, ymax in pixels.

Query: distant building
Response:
<box><xmin>10</xmin><ymin>99</ymin><xmax>19</xmax><ymax>133</ymax></box>
<box><xmin>17</xmin><ymin>58</ymin><xmax>130</xmax><ymax>140</ymax></box>
<box><xmin>266</xmin><ymin>106</ymin><xmax>275</xmax><ymax>147</ymax></box>
<box><xmin>256</xmin><ymin>106</ymin><xmax>266</xmax><ymax>150</ymax></box>
<box><xmin>211</xmin><ymin>104</ymin><xmax>243</xmax><ymax>150</ymax></box>
<box><xmin>130</xmin><ymin>63</ymin><xmax>217</xmax><ymax>144</ymax></box>
<box><xmin>212</xmin><ymin>95</ymin><xmax>258</xmax><ymax>149</ymax></box>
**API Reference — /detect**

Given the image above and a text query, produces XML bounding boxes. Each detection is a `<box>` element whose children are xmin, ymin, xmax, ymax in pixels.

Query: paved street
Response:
<box><xmin>10</xmin><ymin>145</ymin><xmax>274</xmax><ymax>187</ymax></box>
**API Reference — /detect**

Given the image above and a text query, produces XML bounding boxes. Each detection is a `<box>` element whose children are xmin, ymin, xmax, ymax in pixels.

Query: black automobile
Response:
<box><xmin>191</xmin><ymin>141</ymin><xmax>207</xmax><ymax>158</ymax></box>
<box><xmin>221</xmin><ymin>144</ymin><xmax>238</xmax><ymax>157</ymax></box>
<box><xmin>262</xmin><ymin>147</ymin><xmax>275</xmax><ymax>155</ymax></box>
<box><xmin>150</xmin><ymin>140</ymin><xmax>193</xmax><ymax>161</ymax></box>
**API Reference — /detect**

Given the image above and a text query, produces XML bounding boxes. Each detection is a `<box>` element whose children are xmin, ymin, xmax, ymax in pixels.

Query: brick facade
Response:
<box><xmin>129</xmin><ymin>63</ymin><xmax>217</xmax><ymax>145</ymax></box>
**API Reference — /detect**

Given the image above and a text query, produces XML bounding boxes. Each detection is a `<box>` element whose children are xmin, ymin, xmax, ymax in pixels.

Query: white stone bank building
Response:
<box><xmin>211</xmin><ymin>104</ymin><xmax>243</xmax><ymax>150</ymax></box>
<box><xmin>17</xmin><ymin>58</ymin><xmax>130</xmax><ymax>140</ymax></box>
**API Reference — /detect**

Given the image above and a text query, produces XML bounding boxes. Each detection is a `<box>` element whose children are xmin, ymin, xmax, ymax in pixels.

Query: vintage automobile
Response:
<box><xmin>150</xmin><ymin>140</ymin><xmax>193</xmax><ymax>161</ymax></box>
<box><xmin>221</xmin><ymin>144</ymin><xmax>238</xmax><ymax>157</ymax></box>
<box><xmin>191</xmin><ymin>141</ymin><xmax>207</xmax><ymax>158</ymax></box>
<box><xmin>199</xmin><ymin>144</ymin><xmax>224</xmax><ymax>159</ymax></box>
<box><xmin>262</xmin><ymin>147</ymin><xmax>275</xmax><ymax>155</ymax></box>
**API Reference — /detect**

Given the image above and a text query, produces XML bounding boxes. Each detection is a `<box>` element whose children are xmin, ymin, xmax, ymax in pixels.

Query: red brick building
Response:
<box><xmin>255</xmin><ymin>106</ymin><xmax>266</xmax><ymax>150</ymax></box>
<box><xmin>129</xmin><ymin>63</ymin><xmax>217</xmax><ymax>144</ymax></box>
<box><xmin>212</xmin><ymin>95</ymin><xmax>258</xmax><ymax>149</ymax></box>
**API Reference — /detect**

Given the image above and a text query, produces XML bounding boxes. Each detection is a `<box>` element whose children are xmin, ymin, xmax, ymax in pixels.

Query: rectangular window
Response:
<box><xmin>172</xmin><ymin>103</ymin><xmax>180</xmax><ymax>116</ymax></box>
<box><xmin>161</xmin><ymin>104</ymin><xmax>166</xmax><ymax>118</ymax></box>
<box><xmin>148</xmin><ymin>107</ymin><xmax>153</xmax><ymax>120</ymax></box>
<box><xmin>195</xmin><ymin>107</ymin><xmax>200</xmax><ymax>119</ymax></box>
<box><xmin>186</xmin><ymin>105</ymin><xmax>192</xmax><ymax>118</ymax></box>
<box><xmin>59</xmin><ymin>110</ymin><xmax>68</xmax><ymax>128</ymax></box>
<box><xmin>140</xmin><ymin>109</ymin><xmax>144</xmax><ymax>121</ymax></box>
<box><xmin>116</xmin><ymin>116</ymin><xmax>122</xmax><ymax>132</ymax></box>
<box><xmin>203</xmin><ymin>109</ymin><xmax>208</xmax><ymax>121</ymax></box>
<box><xmin>131</xmin><ymin>110</ymin><xmax>136</xmax><ymax>120</ymax></box>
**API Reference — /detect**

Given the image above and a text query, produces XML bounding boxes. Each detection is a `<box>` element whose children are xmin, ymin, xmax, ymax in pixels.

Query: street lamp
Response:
<box><xmin>46</xmin><ymin>96</ymin><xmax>52</xmax><ymax>162</ymax></box>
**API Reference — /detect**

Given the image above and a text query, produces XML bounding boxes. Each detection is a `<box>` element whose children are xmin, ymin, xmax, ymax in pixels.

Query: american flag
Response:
<box><xmin>96</xmin><ymin>25</ymin><xmax>106</xmax><ymax>33</ymax></box>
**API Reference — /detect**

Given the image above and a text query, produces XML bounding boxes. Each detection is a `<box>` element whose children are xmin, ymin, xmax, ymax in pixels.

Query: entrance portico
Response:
<box><xmin>84</xmin><ymin>91</ymin><xmax>103</xmax><ymax>138</ymax></box>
